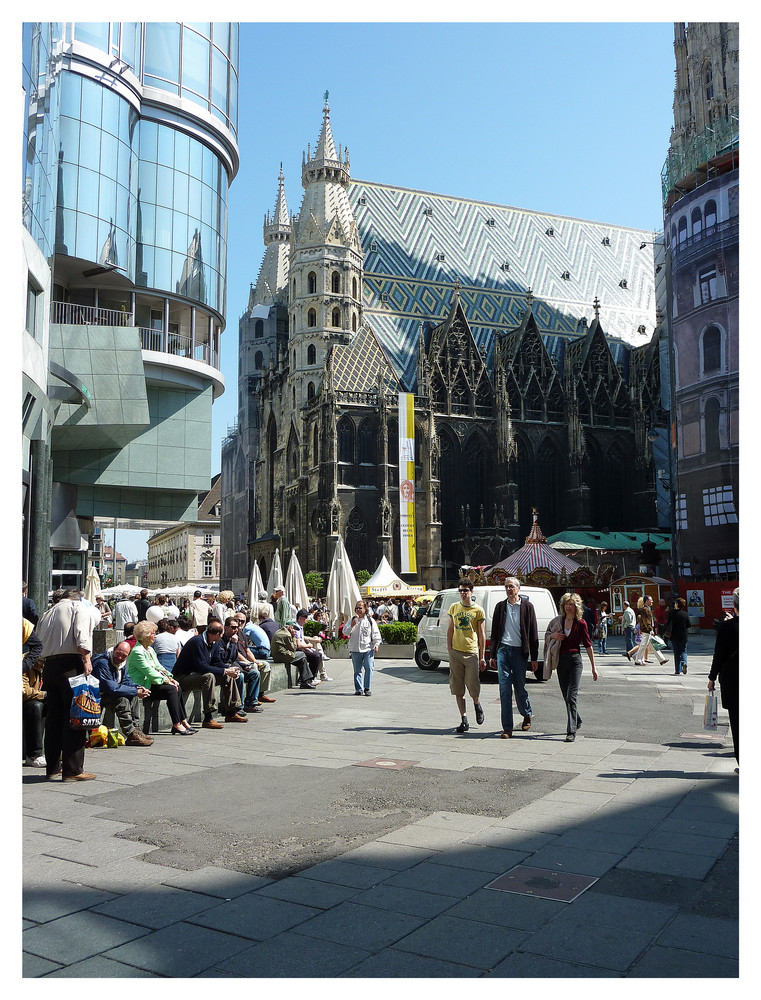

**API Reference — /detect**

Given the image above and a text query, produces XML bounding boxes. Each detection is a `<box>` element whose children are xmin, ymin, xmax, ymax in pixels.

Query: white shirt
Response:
<box><xmin>112</xmin><ymin>599</ymin><xmax>138</xmax><ymax>630</ymax></box>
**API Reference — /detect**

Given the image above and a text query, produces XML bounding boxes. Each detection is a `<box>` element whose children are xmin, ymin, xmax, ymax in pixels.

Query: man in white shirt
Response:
<box><xmin>188</xmin><ymin>591</ymin><xmax>210</xmax><ymax>632</ymax></box>
<box><xmin>112</xmin><ymin>593</ymin><xmax>138</xmax><ymax>631</ymax></box>
<box><xmin>37</xmin><ymin>589</ymin><xmax>97</xmax><ymax>780</ymax></box>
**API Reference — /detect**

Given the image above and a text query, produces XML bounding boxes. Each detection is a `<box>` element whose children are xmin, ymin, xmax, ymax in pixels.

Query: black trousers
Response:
<box><xmin>42</xmin><ymin>655</ymin><xmax>88</xmax><ymax>777</ymax></box>
<box><xmin>149</xmin><ymin>683</ymin><xmax>187</xmax><ymax>726</ymax></box>
<box><xmin>556</xmin><ymin>652</ymin><xmax>584</xmax><ymax>736</ymax></box>
<box><xmin>23</xmin><ymin>699</ymin><xmax>45</xmax><ymax>758</ymax></box>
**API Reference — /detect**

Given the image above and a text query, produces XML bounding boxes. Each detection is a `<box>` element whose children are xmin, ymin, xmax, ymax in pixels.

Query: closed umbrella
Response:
<box><xmin>326</xmin><ymin>536</ymin><xmax>361</xmax><ymax>628</ymax></box>
<box><xmin>266</xmin><ymin>548</ymin><xmax>283</xmax><ymax>596</ymax></box>
<box><xmin>285</xmin><ymin>549</ymin><xmax>310</xmax><ymax>612</ymax></box>
<box><xmin>248</xmin><ymin>559</ymin><xmax>265</xmax><ymax>607</ymax></box>
<box><xmin>84</xmin><ymin>565</ymin><xmax>102</xmax><ymax>604</ymax></box>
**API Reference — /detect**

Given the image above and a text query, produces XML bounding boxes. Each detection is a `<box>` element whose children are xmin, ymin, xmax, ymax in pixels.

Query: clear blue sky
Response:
<box><xmin>120</xmin><ymin>19</ymin><xmax>678</xmax><ymax>561</ymax></box>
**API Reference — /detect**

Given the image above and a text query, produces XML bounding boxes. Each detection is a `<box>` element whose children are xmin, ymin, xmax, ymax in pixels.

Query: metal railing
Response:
<box><xmin>51</xmin><ymin>301</ymin><xmax>132</xmax><ymax>326</ymax></box>
<box><xmin>671</xmin><ymin>217</ymin><xmax>739</xmax><ymax>260</ymax></box>
<box><xmin>138</xmin><ymin>328</ymin><xmax>218</xmax><ymax>369</ymax></box>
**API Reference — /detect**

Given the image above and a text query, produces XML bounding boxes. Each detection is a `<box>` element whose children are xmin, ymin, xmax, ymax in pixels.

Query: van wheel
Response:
<box><xmin>415</xmin><ymin>642</ymin><xmax>440</xmax><ymax>670</ymax></box>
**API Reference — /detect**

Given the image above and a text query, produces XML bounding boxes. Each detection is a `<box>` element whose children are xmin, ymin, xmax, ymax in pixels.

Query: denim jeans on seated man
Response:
<box><xmin>496</xmin><ymin>643</ymin><xmax>532</xmax><ymax>734</ymax></box>
<box><xmin>237</xmin><ymin>663</ymin><xmax>261</xmax><ymax>708</ymax></box>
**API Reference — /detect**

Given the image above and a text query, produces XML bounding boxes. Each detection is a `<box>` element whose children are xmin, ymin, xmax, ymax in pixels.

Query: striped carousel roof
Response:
<box><xmin>489</xmin><ymin>513</ymin><xmax>581</xmax><ymax>576</ymax></box>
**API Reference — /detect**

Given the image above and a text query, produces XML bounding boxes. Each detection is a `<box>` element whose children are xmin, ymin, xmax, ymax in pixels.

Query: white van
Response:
<box><xmin>415</xmin><ymin>585</ymin><xmax>558</xmax><ymax>680</ymax></box>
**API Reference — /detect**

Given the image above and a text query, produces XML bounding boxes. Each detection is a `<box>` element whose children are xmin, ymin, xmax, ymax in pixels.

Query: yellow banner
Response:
<box><xmin>398</xmin><ymin>392</ymin><xmax>417</xmax><ymax>573</ymax></box>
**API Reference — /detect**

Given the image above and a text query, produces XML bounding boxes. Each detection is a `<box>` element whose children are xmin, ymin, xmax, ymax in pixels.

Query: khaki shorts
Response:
<box><xmin>449</xmin><ymin>648</ymin><xmax>481</xmax><ymax>700</ymax></box>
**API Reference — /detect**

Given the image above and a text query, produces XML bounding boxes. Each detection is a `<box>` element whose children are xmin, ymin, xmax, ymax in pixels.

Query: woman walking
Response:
<box><xmin>596</xmin><ymin>601</ymin><xmax>611</xmax><ymax>655</ymax></box>
<box><xmin>127</xmin><ymin>621</ymin><xmax>195</xmax><ymax>735</ymax></box>
<box><xmin>347</xmin><ymin>600</ymin><xmax>381</xmax><ymax>696</ymax></box>
<box><xmin>547</xmin><ymin>592</ymin><xmax>598</xmax><ymax>742</ymax></box>
<box><xmin>667</xmin><ymin>597</ymin><xmax>691</xmax><ymax>675</ymax></box>
<box><xmin>629</xmin><ymin>595</ymin><xmax>667</xmax><ymax>666</ymax></box>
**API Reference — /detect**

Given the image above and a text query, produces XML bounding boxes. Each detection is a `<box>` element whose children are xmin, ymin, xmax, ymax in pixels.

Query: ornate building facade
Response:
<box><xmin>221</xmin><ymin>98</ymin><xmax>665</xmax><ymax>592</ymax></box>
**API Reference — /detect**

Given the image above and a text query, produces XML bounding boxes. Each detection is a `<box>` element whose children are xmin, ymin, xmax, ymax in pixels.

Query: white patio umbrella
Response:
<box><xmin>266</xmin><ymin>548</ymin><xmax>283</xmax><ymax>596</ymax></box>
<box><xmin>248</xmin><ymin>559</ymin><xmax>265</xmax><ymax>607</ymax></box>
<box><xmin>326</xmin><ymin>536</ymin><xmax>361</xmax><ymax>628</ymax></box>
<box><xmin>285</xmin><ymin>549</ymin><xmax>310</xmax><ymax>612</ymax></box>
<box><xmin>84</xmin><ymin>565</ymin><xmax>102</xmax><ymax>604</ymax></box>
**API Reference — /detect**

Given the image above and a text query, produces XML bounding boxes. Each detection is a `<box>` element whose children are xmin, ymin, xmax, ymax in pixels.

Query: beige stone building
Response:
<box><xmin>147</xmin><ymin>475</ymin><xmax>221</xmax><ymax>589</ymax></box>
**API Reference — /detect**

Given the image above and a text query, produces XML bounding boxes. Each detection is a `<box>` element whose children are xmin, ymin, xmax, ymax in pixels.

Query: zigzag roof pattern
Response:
<box><xmin>329</xmin><ymin>325</ymin><xmax>401</xmax><ymax>393</ymax></box>
<box><xmin>348</xmin><ymin>179</ymin><xmax>656</xmax><ymax>386</ymax></box>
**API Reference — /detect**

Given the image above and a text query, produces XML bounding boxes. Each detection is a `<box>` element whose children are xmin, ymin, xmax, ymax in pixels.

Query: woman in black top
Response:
<box><xmin>548</xmin><ymin>592</ymin><xmax>598</xmax><ymax>742</ymax></box>
<box><xmin>667</xmin><ymin>598</ymin><xmax>691</xmax><ymax>675</ymax></box>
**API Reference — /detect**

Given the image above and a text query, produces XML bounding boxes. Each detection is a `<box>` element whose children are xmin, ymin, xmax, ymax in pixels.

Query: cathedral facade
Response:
<box><xmin>220</xmin><ymin>98</ymin><xmax>665</xmax><ymax>593</ymax></box>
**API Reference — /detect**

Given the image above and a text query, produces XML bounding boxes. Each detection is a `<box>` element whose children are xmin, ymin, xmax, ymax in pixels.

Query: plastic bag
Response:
<box><xmin>107</xmin><ymin>728</ymin><xmax>125</xmax><ymax>747</ymax></box>
<box><xmin>703</xmin><ymin>692</ymin><xmax>719</xmax><ymax>731</ymax></box>
<box><xmin>69</xmin><ymin>673</ymin><xmax>101</xmax><ymax>728</ymax></box>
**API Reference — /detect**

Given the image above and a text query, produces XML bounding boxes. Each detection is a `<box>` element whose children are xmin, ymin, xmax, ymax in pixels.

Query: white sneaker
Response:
<box><xmin>321</xmin><ymin>654</ymin><xmax>331</xmax><ymax>661</ymax></box>
<box><xmin>24</xmin><ymin>755</ymin><xmax>47</xmax><ymax>768</ymax></box>
<box><xmin>319</xmin><ymin>673</ymin><xmax>332</xmax><ymax>681</ymax></box>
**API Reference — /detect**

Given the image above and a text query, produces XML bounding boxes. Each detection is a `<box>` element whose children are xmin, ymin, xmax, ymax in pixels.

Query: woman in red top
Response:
<box><xmin>548</xmin><ymin>592</ymin><xmax>598</xmax><ymax>742</ymax></box>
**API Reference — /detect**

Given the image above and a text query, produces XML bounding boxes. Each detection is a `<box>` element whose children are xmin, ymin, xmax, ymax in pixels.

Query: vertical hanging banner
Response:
<box><xmin>398</xmin><ymin>392</ymin><xmax>417</xmax><ymax>573</ymax></box>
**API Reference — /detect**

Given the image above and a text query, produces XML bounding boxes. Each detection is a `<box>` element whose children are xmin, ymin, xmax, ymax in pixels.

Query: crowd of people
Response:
<box><xmin>21</xmin><ymin>579</ymin><xmax>738</xmax><ymax>780</ymax></box>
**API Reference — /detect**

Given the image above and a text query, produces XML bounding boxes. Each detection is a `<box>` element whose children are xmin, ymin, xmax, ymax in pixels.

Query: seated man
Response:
<box><xmin>91</xmin><ymin>641</ymin><xmax>153</xmax><ymax>746</ymax></box>
<box><xmin>234</xmin><ymin>610</ymin><xmax>275</xmax><ymax>704</ymax></box>
<box><xmin>271</xmin><ymin>621</ymin><xmax>317</xmax><ymax>689</ymax></box>
<box><xmin>173</xmin><ymin>622</ymin><xmax>244</xmax><ymax>728</ymax></box>
<box><xmin>215</xmin><ymin>616</ymin><xmax>261</xmax><ymax>714</ymax></box>
<box><xmin>23</xmin><ymin>619</ymin><xmax>45</xmax><ymax>767</ymax></box>
<box><xmin>294</xmin><ymin>608</ymin><xmax>331</xmax><ymax>681</ymax></box>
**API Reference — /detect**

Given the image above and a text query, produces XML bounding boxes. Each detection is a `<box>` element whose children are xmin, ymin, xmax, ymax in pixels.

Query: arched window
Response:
<box><xmin>337</xmin><ymin>417</ymin><xmax>354</xmax><ymax>464</ymax></box>
<box><xmin>705</xmin><ymin>63</ymin><xmax>714</xmax><ymax>101</ymax></box>
<box><xmin>254</xmin><ymin>319</ymin><xmax>263</xmax><ymax>339</ymax></box>
<box><xmin>332</xmin><ymin>307</ymin><xmax>341</xmax><ymax>328</ymax></box>
<box><xmin>287</xmin><ymin>433</ymin><xmax>299</xmax><ymax>480</ymax></box>
<box><xmin>352</xmin><ymin>277</ymin><xmax>358</xmax><ymax>299</ymax></box>
<box><xmin>254</xmin><ymin>350</ymin><xmax>263</xmax><ymax>370</ymax></box>
<box><xmin>677</xmin><ymin>216</ymin><xmax>687</xmax><ymax>244</ymax></box>
<box><xmin>307</xmin><ymin>308</ymin><xmax>316</xmax><ymax>328</ymax></box>
<box><xmin>358</xmin><ymin>418</ymin><xmax>374</xmax><ymax>465</ymax></box>
<box><xmin>704</xmin><ymin>199</ymin><xmax>717</xmax><ymax>230</ymax></box>
<box><xmin>307</xmin><ymin>381</ymin><xmax>315</xmax><ymax>400</ymax></box>
<box><xmin>312</xmin><ymin>423</ymin><xmax>319</xmax><ymax>466</ymax></box>
<box><xmin>702</xmin><ymin>325</ymin><xmax>722</xmax><ymax>373</ymax></box>
<box><xmin>691</xmin><ymin>207</ymin><xmax>702</xmax><ymax>239</ymax></box>
<box><xmin>331</xmin><ymin>271</ymin><xmax>341</xmax><ymax>294</ymax></box>
<box><xmin>352</xmin><ymin>312</ymin><xmax>357</xmax><ymax>332</ymax></box>
<box><xmin>292</xmin><ymin>277</ymin><xmax>296</xmax><ymax>296</ymax></box>
<box><xmin>307</xmin><ymin>271</ymin><xmax>317</xmax><ymax>294</ymax></box>
<box><xmin>307</xmin><ymin>343</ymin><xmax>316</xmax><ymax>366</ymax></box>
<box><xmin>704</xmin><ymin>397</ymin><xmax>721</xmax><ymax>458</ymax></box>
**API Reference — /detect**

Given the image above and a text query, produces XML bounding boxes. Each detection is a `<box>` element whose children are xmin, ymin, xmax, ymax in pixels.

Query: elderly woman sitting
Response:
<box><xmin>126</xmin><ymin>620</ymin><xmax>194</xmax><ymax>735</ymax></box>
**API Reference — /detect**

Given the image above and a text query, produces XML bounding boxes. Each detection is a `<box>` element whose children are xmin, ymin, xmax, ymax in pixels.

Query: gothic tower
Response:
<box><xmin>288</xmin><ymin>94</ymin><xmax>364</xmax><ymax>417</ymax></box>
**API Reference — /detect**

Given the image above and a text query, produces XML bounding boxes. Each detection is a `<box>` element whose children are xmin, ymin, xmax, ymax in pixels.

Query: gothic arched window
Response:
<box><xmin>358</xmin><ymin>418</ymin><xmax>374</xmax><ymax>465</ymax></box>
<box><xmin>307</xmin><ymin>271</ymin><xmax>317</xmax><ymax>294</ymax></box>
<box><xmin>337</xmin><ymin>417</ymin><xmax>354</xmax><ymax>464</ymax></box>
<box><xmin>331</xmin><ymin>271</ymin><xmax>341</xmax><ymax>294</ymax></box>
<box><xmin>352</xmin><ymin>277</ymin><xmax>358</xmax><ymax>299</ymax></box>
<box><xmin>254</xmin><ymin>350</ymin><xmax>263</xmax><ymax>370</ymax></box>
<box><xmin>705</xmin><ymin>62</ymin><xmax>714</xmax><ymax>101</ymax></box>
<box><xmin>307</xmin><ymin>308</ymin><xmax>316</xmax><ymax>328</ymax></box>
<box><xmin>352</xmin><ymin>312</ymin><xmax>357</xmax><ymax>332</ymax></box>
<box><xmin>704</xmin><ymin>199</ymin><xmax>717</xmax><ymax>230</ymax></box>
<box><xmin>254</xmin><ymin>319</ymin><xmax>263</xmax><ymax>338</ymax></box>
<box><xmin>677</xmin><ymin>216</ymin><xmax>687</xmax><ymax>244</ymax></box>
<box><xmin>313</xmin><ymin>423</ymin><xmax>319</xmax><ymax>466</ymax></box>
<box><xmin>332</xmin><ymin>307</ymin><xmax>341</xmax><ymax>328</ymax></box>
<box><xmin>307</xmin><ymin>381</ymin><xmax>315</xmax><ymax>400</ymax></box>
<box><xmin>307</xmin><ymin>343</ymin><xmax>316</xmax><ymax>365</ymax></box>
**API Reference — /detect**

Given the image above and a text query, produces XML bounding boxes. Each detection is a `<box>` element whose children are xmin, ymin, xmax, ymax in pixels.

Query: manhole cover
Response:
<box><xmin>486</xmin><ymin>864</ymin><xmax>598</xmax><ymax>902</ymax></box>
<box><xmin>354</xmin><ymin>758</ymin><xmax>418</xmax><ymax>770</ymax></box>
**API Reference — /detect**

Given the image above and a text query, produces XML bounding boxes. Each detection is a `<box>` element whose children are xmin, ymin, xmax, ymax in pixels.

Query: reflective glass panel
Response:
<box><xmin>211</xmin><ymin>47</ymin><xmax>228</xmax><ymax>114</ymax></box>
<box><xmin>81</xmin><ymin>79</ymin><xmax>103</xmax><ymax>129</ymax></box>
<box><xmin>60</xmin><ymin>73</ymin><xmax>82</xmax><ymax>119</ymax></box>
<box><xmin>182</xmin><ymin>28</ymin><xmax>210</xmax><ymax>99</ymax></box>
<box><xmin>73</xmin><ymin>22</ymin><xmax>110</xmax><ymax>52</ymax></box>
<box><xmin>144</xmin><ymin>22</ymin><xmax>180</xmax><ymax>83</ymax></box>
<box><xmin>77</xmin><ymin>166</ymin><xmax>100</xmax><ymax>215</ymax></box>
<box><xmin>213</xmin><ymin>23</ymin><xmax>229</xmax><ymax>56</ymax></box>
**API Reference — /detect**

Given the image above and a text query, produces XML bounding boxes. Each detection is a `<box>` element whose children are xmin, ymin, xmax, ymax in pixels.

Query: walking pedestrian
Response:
<box><xmin>628</xmin><ymin>595</ymin><xmax>667</xmax><ymax>665</ymax></box>
<box><xmin>447</xmin><ymin>580</ymin><xmax>487</xmax><ymax>733</ymax></box>
<box><xmin>547</xmin><ymin>592</ymin><xmax>598</xmax><ymax>742</ymax></box>
<box><xmin>489</xmin><ymin>577</ymin><xmax>537</xmax><ymax>739</ymax></box>
<box><xmin>708</xmin><ymin>588</ymin><xmax>738</xmax><ymax>769</ymax></box>
<box><xmin>621</xmin><ymin>600</ymin><xmax>636</xmax><ymax>660</ymax></box>
<box><xmin>667</xmin><ymin>598</ymin><xmax>691</xmax><ymax>675</ymax></box>
<box><xmin>347</xmin><ymin>600</ymin><xmax>381</xmax><ymax>696</ymax></box>
<box><xmin>596</xmin><ymin>601</ymin><xmax>610</xmax><ymax>654</ymax></box>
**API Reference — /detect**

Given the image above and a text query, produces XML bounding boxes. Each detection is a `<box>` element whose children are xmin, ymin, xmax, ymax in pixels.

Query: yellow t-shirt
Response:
<box><xmin>448</xmin><ymin>602</ymin><xmax>485</xmax><ymax>654</ymax></box>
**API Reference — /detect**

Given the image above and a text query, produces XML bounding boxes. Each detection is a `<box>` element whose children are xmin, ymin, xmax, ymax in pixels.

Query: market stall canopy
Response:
<box><xmin>547</xmin><ymin>530</ymin><xmax>671</xmax><ymax>552</ymax></box>
<box><xmin>360</xmin><ymin>555</ymin><xmax>426</xmax><ymax>597</ymax></box>
<box><xmin>489</xmin><ymin>515</ymin><xmax>581</xmax><ymax>577</ymax></box>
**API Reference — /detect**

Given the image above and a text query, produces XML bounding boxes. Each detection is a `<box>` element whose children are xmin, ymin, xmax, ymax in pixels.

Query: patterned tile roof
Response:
<box><xmin>348</xmin><ymin>180</ymin><xmax>656</xmax><ymax>386</ymax></box>
<box><xmin>330</xmin><ymin>325</ymin><xmax>401</xmax><ymax>393</ymax></box>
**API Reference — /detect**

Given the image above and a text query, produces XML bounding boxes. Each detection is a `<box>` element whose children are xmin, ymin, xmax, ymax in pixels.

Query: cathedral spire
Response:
<box><xmin>263</xmin><ymin>166</ymin><xmax>292</xmax><ymax>246</ymax></box>
<box><xmin>315</xmin><ymin>91</ymin><xmax>337</xmax><ymax>161</ymax></box>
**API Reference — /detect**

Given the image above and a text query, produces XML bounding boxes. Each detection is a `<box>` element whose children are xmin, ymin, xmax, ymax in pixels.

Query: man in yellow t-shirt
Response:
<box><xmin>447</xmin><ymin>580</ymin><xmax>486</xmax><ymax>733</ymax></box>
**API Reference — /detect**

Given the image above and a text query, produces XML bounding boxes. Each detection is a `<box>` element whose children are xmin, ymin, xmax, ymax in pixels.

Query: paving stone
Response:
<box><xmin>40</xmin><ymin>835</ymin><xmax>155</xmax><ymax>866</ymax></box>
<box><xmin>103</xmin><ymin>921</ymin><xmax>252</xmax><ymax>976</ymax></box>
<box><xmin>415</xmin><ymin>811</ymin><xmax>497</xmax><ymax>833</ymax></box>
<box><xmin>23</xmin><ymin>911</ymin><xmax>149</xmax><ymax>965</ymax></box>
<box><xmin>44</xmin><ymin>956</ymin><xmax>161</xmax><ymax>977</ymax></box>
<box><xmin>435</xmin><ymin>843</ymin><xmax>528</xmax><ymax>874</ymax></box>
<box><xmin>90</xmin><ymin>885</ymin><xmax>223</xmax><ymax>929</ymax></box>
<box><xmin>445</xmin><ymin>888</ymin><xmax>565</xmax><ymax>931</ymax></box>
<box><xmin>392</xmin><ymin>914</ymin><xmax>527</xmax><ymax>970</ymax></box>
<box><xmin>465</xmin><ymin>826</ymin><xmax>556</xmax><ymax>852</ymax></box>
<box><xmin>186</xmin><ymin>892</ymin><xmax>320</xmax><ymax>939</ymax></box>
<box><xmin>342</xmin><ymin>948</ymin><xmax>479</xmax><ymax>977</ymax></box>
<box><xmin>296</xmin><ymin>900</ymin><xmax>427</xmax><ymax>951</ymax></box>
<box><xmin>655</xmin><ymin>913</ymin><xmax>738</xmax><ymax>959</ymax></box>
<box><xmin>159</xmin><ymin>866</ymin><xmax>274</xmax><ymax>898</ymax></box>
<box><xmin>257</xmin><ymin>875</ymin><xmax>360</xmax><ymax>909</ymax></box>
<box><xmin>377</xmin><ymin>824</ymin><xmax>467</xmax><ymax>850</ymax></box>
<box><xmin>297</xmin><ymin>859</ymin><xmax>390</xmax><ymax>889</ymax></box>
<box><xmin>22</xmin><ymin>953</ymin><xmax>62</xmax><ymax>978</ymax></box>
<box><xmin>551</xmin><ymin>828</ymin><xmax>643</xmax><ymax>854</ymax></box>
<box><xmin>524</xmin><ymin>844</ymin><xmax>623</xmax><ymax>877</ymax></box>
<box><xmin>549</xmin><ymin>890</ymin><xmax>677</xmax><ymax>934</ymax></box>
<box><xmin>60</xmin><ymin>858</ymin><xmax>183</xmax><ymax>893</ymax></box>
<box><xmin>349</xmin><ymin>883</ymin><xmax>459</xmax><ymax>919</ymax></box>
<box><xmin>383</xmin><ymin>861</ymin><xmax>493</xmax><ymax>898</ymax></box>
<box><xmin>339</xmin><ymin>840</ymin><xmax>435</xmax><ymax>871</ymax></box>
<box><xmin>487</xmin><ymin>952</ymin><xmax>619</xmax><ymax>977</ymax></box>
<box><xmin>518</xmin><ymin>917</ymin><xmax>655</xmax><ymax>972</ymax></box>
<box><xmin>639</xmin><ymin>829</ymin><xmax>731</xmax><ymax>857</ymax></box>
<box><xmin>23</xmin><ymin>884</ymin><xmax>118</xmax><ymax>924</ymax></box>
<box><xmin>627</xmin><ymin>944</ymin><xmax>739</xmax><ymax>978</ymax></box>
<box><xmin>214</xmin><ymin>930</ymin><xmax>370</xmax><ymax>977</ymax></box>
<box><xmin>617</xmin><ymin>848</ymin><xmax>717</xmax><ymax>880</ymax></box>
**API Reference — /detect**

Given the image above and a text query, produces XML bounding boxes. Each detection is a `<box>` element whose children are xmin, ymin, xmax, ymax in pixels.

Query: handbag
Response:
<box><xmin>68</xmin><ymin>673</ymin><xmax>101</xmax><ymax>729</ymax></box>
<box><xmin>650</xmin><ymin>633</ymin><xmax>667</xmax><ymax>650</ymax></box>
<box><xmin>703</xmin><ymin>692</ymin><xmax>719</xmax><ymax>731</ymax></box>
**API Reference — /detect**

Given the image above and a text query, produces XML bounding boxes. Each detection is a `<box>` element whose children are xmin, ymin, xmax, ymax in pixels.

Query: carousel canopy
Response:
<box><xmin>489</xmin><ymin>514</ymin><xmax>581</xmax><ymax>576</ymax></box>
<box><xmin>360</xmin><ymin>556</ymin><xmax>426</xmax><ymax>597</ymax></box>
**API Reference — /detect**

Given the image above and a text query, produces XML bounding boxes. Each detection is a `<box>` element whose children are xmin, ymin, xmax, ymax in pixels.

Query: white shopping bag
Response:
<box><xmin>703</xmin><ymin>692</ymin><xmax>719</xmax><ymax>731</ymax></box>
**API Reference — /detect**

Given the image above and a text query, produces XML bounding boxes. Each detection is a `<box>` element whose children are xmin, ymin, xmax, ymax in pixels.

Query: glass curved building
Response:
<box><xmin>22</xmin><ymin>22</ymin><xmax>238</xmax><ymax>602</ymax></box>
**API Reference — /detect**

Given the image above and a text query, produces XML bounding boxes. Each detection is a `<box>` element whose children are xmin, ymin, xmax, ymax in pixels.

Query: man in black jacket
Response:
<box><xmin>709</xmin><ymin>588</ymin><xmax>739</xmax><ymax>767</ymax></box>
<box><xmin>173</xmin><ymin>623</ymin><xmax>245</xmax><ymax>728</ymax></box>
<box><xmin>489</xmin><ymin>578</ymin><xmax>539</xmax><ymax>739</ymax></box>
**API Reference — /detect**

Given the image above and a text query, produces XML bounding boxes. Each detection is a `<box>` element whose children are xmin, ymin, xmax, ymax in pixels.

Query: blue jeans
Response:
<box><xmin>496</xmin><ymin>644</ymin><xmax>532</xmax><ymax>734</ymax></box>
<box><xmin>351</xmin><ymin>650</ymin><xmax>374</xmax><ymax>692</ymax></box>
<box><xmin>237</xmin><ymin>665</ymin><xmax>261</xmax><ymax>707</ymax></box>
<box><xmin>671</xmin><ymin>639</ymin><xmax>687</xmax><ymax>674</ymax></box>
<box><xmin>596</xmin><ymin>632</ymin><xmax>607</xmax><ymax>654</ymax></box>
<box><xmin>624</xmin><ymin>626</ymin><xmax>635</xmax><ymax>652</ymax></box>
